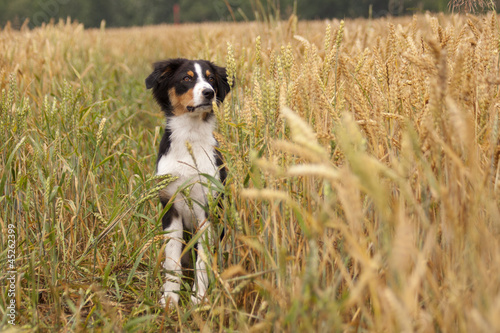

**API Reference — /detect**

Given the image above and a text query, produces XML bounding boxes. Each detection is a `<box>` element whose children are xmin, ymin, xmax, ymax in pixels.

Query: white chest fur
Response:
<box><xmin>157</xmin><ymin>114</ymin><xmax>218</xmax><ymax>178</ymax></box>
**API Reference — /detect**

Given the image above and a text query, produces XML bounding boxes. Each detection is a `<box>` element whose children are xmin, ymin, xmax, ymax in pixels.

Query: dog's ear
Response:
<box><xmin>213</xmin><ymin>64</ymin><xmax>231</xmax><ymax>103</ymax></box>
<box><xmin>145</xmin><ymin>58</ymin><xmax>186</xmax><ymax>90</ymax></box>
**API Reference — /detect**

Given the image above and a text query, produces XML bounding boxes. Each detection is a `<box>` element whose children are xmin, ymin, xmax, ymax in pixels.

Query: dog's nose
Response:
<box><xmin>202</xmin><ymin>88</ymin><xmax>215</xmax><ymax>100</ymax></box>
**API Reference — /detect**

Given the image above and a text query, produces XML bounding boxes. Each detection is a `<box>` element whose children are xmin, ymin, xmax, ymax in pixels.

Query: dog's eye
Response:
<box><xmin>183</xmin><ymin>76</ymin><xmax>192</xmax><ymax>82</ymax></box>
<box><xmin>208</xmin><ymin>76</ymin><xmax>215</xmax><ymax>82</ymax></box>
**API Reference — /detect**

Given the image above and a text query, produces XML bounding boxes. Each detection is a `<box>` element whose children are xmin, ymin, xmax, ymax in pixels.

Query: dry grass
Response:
<box><xmin>1</xmin><ymin>13</ymin><xmax>500</xmax><ymax>332</ymax></box>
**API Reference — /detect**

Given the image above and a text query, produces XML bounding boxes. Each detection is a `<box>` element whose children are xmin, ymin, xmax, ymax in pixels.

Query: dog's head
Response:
<box><xmin>146</xmin><ymin>58</ymin><xmax>231</xmax><ymax>117</ymax></box>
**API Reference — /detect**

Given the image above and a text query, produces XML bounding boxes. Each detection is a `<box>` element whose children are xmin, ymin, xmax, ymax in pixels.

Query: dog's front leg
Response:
<box><xmin>191</xmin><ymin>221</ymin><xmax>212</xmax><ymax>304</ymax></box>
<box><xmin>161</xmin><ymin>215</ymin><xmax>184</xmax><ymax>307</ymax></box>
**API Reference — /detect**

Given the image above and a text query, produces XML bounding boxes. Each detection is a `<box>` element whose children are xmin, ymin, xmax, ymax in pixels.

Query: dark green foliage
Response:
<box><xmin>0</xmin><ymin>0</ymin><xmax>453</xmax><ymax>28</ymax></box>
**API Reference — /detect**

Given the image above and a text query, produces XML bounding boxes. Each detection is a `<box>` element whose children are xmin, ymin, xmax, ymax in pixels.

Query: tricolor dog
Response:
<box><xmin>145</xmin><ymin>58</ymin><xmax>230</xmax><ymax>306</ymax></box>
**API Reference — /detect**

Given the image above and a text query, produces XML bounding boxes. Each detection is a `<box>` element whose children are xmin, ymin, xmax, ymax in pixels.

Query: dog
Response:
<box><xmin>145</xmin><ymin>58</ymin><xmax>230</xmax><ymax>307</ymax></box>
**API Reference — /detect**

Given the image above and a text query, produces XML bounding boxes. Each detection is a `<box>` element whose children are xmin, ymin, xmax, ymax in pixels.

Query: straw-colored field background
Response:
<box><xmin>1</xmin><ymin>12</ymin><xmax>500</xmax><ymax>332</ymax></box>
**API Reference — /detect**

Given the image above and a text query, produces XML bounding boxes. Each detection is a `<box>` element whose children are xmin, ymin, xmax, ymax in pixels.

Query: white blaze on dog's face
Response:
<box><xmin>191</xmin><ymin>63</ymin><xmax>216</xmax><ymax>111</ymax></box>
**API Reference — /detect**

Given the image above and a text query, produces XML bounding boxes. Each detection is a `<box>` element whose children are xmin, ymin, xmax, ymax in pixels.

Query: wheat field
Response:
<box><xmin>1</xmin><ymin>12</ymin><xmax>500</xmax><ymax>332</ymax></box>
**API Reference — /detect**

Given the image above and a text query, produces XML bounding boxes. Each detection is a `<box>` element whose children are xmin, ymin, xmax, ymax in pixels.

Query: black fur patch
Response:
<box><xmin>215</xmin><ymin>147</ymin><xmax>227</xmax><ymax>186</ymax></box>
<box><xmin>160</xmin><ymin>194</ymin><xmax>179</xmax><ymax>230</ymax></box>
<box><xmin>156</xmin><ymin>125</ymin><xmax>172</xmax><ymax>169</ymax></box>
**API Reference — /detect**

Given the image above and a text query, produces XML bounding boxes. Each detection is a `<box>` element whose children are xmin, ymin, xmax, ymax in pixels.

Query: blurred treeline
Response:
<box><xmin>0</xmin><ymin>0</ymin><xmax>471</xmax><ymax>28</ymax></box>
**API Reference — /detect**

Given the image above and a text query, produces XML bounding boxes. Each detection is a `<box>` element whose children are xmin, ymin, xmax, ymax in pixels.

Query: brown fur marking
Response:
<box><xmin>201</xmin><ymin>111</ymin><xmax>212</xmax><ymax>121</ymax></box>
<box><xmin>159</xmin><ymin>188</ymin><xmax>170</xmax><ymax>203</ymax></box>
<box><xmin>168</xmin><ymin>87</ymin><xmax>194</xmax><ymax>115</ymax></box>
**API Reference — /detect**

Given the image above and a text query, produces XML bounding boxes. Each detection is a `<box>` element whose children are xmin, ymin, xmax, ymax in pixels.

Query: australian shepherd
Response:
<box><xmin>145</xmin><ymin>58</ymin><xmax>230</xmax><ymax>307</ymax></box>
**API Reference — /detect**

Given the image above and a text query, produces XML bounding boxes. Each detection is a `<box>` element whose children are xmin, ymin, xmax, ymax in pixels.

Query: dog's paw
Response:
<box><xmin>190</xmin><ymin>295</ymin><xmax>201</xmax><ymax>305</ymax></box>
<box><xmin>190</xmin><ymin>293</ymin><xmax>206</xmax><ymax>305</ymax></box>
<box><xmin>160</xmin><ymin>292</ymin><xmax>179</xmax><ymax>308</ymax></box>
